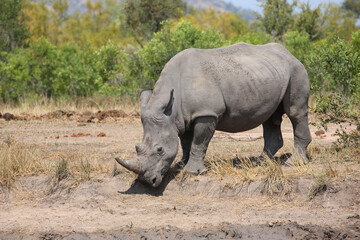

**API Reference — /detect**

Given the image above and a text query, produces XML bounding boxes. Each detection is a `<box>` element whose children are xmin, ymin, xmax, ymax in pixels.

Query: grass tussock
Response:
<box><xmin>207</xmin><ymin>152</ymin><xmax>292</xmax><ymax>198</ymax></box>
<box><xmin>53</xmin><ymin>154</ymin><xmax>107</xmax><ymax>184</ymax></box>
<box><xmin>0</xmin><ymin>136</ymin><xmax>48</xmax><ymax>188</ymax></box>
<box><xmin>55</xmin><ymin>157</ymin><xmax>71</xmax><ymax>182</ymax></box>
<box><xmin>309</xmin><ymin>162</ymin><xmax>339</xmax><ymax>200</ymax></box>
<box><xmin>260</xmin><ymin>158</ymin><xmax>292</xmax><ymax>199</ymax></box>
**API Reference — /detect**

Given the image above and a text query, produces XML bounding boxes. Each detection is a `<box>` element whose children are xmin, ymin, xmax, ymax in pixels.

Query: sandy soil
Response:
<box><xmin>0</xmin><ymin>112</ymin><xmax>359</xmax><ymax>239</ymax></box>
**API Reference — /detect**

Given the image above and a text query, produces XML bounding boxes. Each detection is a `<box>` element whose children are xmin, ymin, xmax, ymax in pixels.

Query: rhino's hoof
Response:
<box><xmin>184</xmin><ymin>161</ymin><xmax>207</xmax><ymax>175</ymax></box>
<box><xmin>284</xmin><ymin>156</ymin><xmax>309</xmax><ymax>167</ymax></box>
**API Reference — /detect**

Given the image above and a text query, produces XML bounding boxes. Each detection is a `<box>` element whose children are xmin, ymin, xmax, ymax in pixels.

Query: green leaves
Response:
<box><xmin>0</xmin><ymin>39</ymin><xmax>124</xmax><ymax>102</ymax></box>
<box><xmin>284</xmin><ymin>31</ymin><xmax>311</xmax><ymax>61</ymax></box>
<box><xmin>305</xmin><ymin>36</ymin><xmax>359</xmax><ymax>95</ymax></box>
<box><xmin>0</xmin><ymin>0</ymin><xmax>29</xmax><ymax>52</ymax></box>
<box><xmin>258</xmin><ymin>0</ymin><xmax>296</xmax><ymax>40</ymax></box>
<box><xmin>122</xmin><ymin>0</ymin><xmax>185</xmax><ymax>46</ymax></box>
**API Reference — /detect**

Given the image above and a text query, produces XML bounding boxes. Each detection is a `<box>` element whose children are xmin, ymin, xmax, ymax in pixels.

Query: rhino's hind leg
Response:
<box><xmin>283</xmin><ymin>73</ymin><xmax>312</xmax><ymax>165</ymax></box>
<box><xmin>286</xmin><ymin>115</ymin><xmax>312</xmax><ymax>165</ymax></box>
<box><xmin>184</xmin><ymin>116</ymin><xmax>217</xmax><ymax>175</ymax></box>
<box><xmin>262</xmin><ymin>106</ymin><xmax>284</xmax><ymax>159</ymax></box>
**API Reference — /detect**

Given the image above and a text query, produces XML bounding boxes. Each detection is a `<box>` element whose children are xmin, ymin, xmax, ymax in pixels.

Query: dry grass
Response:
<box><xmin>308</xmin><ymin>161</ymin><xmax>340</xmax><ymax>199</ymax></box>
<box><xmin>0</xmin><ymin>95</ymin><xmax>139</xmax><ymax>116</ymax></box>
<box><xmin>0</xmin><ymin>135</ymin><xmax>49</xmax><ymax>188</ymax></box>
<box><xmin>260</xmin><ymin>158</ymin><xmax>292</xmax><ymax>198</ymax></box>
<box><xmin>206</xmin><ymin>147</ymin><xmax>292</xmax><ymax>198</ymax></box>
<box><xmin>0</xmin><ymin>136</ymin><xmax>111</xmax><ymax>189</ymax></box>
<box><xmin>204</xmin><ymin>136</ymin><xmax>360</xmax><ymax>198</ymax></box>
<box><xmin>52</xmin><ymin>154</ymin><xmax>108</xmax><ymax>185</ymax></box>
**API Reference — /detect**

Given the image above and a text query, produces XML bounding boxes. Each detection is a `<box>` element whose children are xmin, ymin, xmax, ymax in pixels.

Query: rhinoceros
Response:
<box><xmin>115</xmin><ymin>43</ymin><xmax>312</xmax><ymax>187</ymax></box>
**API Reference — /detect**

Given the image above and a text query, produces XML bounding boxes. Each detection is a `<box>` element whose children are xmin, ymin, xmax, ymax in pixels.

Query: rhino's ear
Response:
<box><xmin>140</xmin><ymin>90</ymin><xmax>152</xmax><ymax>112</ymax></box>
<box><xmin>163</xmin><ymin>89</ymin><xmax>174</xmax><ymax>116</ymax></box>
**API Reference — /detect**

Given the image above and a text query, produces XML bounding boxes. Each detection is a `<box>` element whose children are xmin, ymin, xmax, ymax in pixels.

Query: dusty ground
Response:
<box><xmin>0</xmin><ymin>111</ymin><xmax>359</xmax><ymax>239</ymax></box>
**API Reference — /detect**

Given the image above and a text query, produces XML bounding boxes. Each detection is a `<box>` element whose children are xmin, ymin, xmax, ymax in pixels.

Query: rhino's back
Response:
<box><xmin>166</xmin><ymin>43</ymin><xmax>301</xmax><ymax>132</ymax></box>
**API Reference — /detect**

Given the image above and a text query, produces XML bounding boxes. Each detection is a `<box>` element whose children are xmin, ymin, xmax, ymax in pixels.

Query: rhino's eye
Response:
<box><xmin>157</xmin><ymin>146</ymin><xmax>163</xmax><ymax>153</ymax></box>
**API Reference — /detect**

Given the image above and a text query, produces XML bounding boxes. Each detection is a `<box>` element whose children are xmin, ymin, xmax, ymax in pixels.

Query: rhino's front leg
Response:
<box><xmin>184</xmin><ymin>116</ymin><xmax>217</xmax><ymax>175</ymax></box>
<box><xmin>173</xmin><ymin>131</ymin><xmax>193</xmax><ymax>171</ymax></box>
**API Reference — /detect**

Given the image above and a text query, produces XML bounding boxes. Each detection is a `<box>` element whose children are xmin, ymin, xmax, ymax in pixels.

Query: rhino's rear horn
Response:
<box><xmin>115</xmin><ymin>157</ymin><xmax>141</xmax><ymax>174</ymax></box>
<box><xmin>135</xmin><ymin>144</ymin><xmax>145</xmax><ymax>154</ymax></box>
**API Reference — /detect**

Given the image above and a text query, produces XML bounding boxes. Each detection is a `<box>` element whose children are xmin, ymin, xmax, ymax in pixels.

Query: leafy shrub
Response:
<box><xmin>313</xmin><ymin>93</ymin><xmax>359</xmax><ymax>148</ymax></box>
<box><xmin>284</xmin><ymin>30</ymin><xmax>311</xmax><ymax>62</ymax></box>
<box><xmin>352</xmin><ymin>30</ymin><xmax>360</xmax><ymax>52</ymax></box>
<box><xmin>305</xmin><ymin>36</ymin><xmax>360</xmax><ymax>95</ymax></box>
<box><xmin>0</xmin><ymin>39</ymin><xmax>124</xmax><ymax>102</ymax></box>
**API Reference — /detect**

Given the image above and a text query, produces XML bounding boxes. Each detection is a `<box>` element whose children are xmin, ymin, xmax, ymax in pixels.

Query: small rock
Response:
<box><xmin>3</xmin><ymin>113</ymin><xmax>15</xmax><ymax>121</ymax></box>
<box><xmin>347</xmin><ymin>214</ymin><xmax>360</xmax><ymax>219</ymax></box>
<box><xmin>315</xmin><ymin>129</ymin><xmax>325</xmax><ymax>136</ymax></box>
<box><xmin>97</xmin><ymin>132</ymin><xmax>106</xmax><ymax>137</ymax></box>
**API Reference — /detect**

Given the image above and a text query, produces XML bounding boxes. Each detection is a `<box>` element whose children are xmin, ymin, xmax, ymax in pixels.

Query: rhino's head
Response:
<box><xmin>115</xmin><ymin>89</ymin><xmax>179</xmax><ymax>187</ymax></box>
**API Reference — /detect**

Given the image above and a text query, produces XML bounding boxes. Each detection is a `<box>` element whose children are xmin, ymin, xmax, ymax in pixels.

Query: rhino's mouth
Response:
<box><xmin>138</xmin><ymin>172</ymin><xmax>164</xmax><ymax>188</ymax></box>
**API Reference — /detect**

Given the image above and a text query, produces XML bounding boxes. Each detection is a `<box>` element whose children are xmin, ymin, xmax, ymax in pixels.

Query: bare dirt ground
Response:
<box><xmin>0</xmin><ymin>111</ymin><xmax>359</xmax><ymax>239</ymax></box>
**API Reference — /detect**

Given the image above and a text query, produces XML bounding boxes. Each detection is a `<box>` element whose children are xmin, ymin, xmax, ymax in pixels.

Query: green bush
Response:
<box><xmin>284</xmin><ymin>30</ymin><xmax>311</xmax><ymax>62</ymax></box>
<box><xmin>0</xmin><ymin>39</ymin><xmax>124</xmax><ymax>102</ymax></box>
<box><xmin>352</xmin><ymin>30</ymin><xmax>360</xmax><ymax>52</ymax></box>
<box><xmin>305</xmin><ymin>36</ymin><xmax>360</xmax><ymax>95</ymax></box>
<box><xmin>312</xmin><ymin>93</ymin><xmax>359</xmax><ymax>148</ymax></box>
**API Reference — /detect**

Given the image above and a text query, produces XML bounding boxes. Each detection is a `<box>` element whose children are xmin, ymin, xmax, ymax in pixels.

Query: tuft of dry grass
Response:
<box><xmin>55</xmin><ymin>157</ymin><xmax>70</xmax><ymax>182</ymax></box>
<box><xmin>260</xmin><ymin>158</ymin><xmax>292</xmax><ymax>199</ymax></box>
<box><xmin>308</xmin><ymin>161</ymin><xmax>339</xmax><ymax>199</ymax></box>
<box><xmin>52</xmin><ymin>154</ymin><xmax>108</xmax><ymax>184</ymax></box>
<box><xmin>0</xmin><ymin>136</ymin><xmax>49</xmax><ymax>188</ymax></box>
<box><xmin>112</xmin><ymin>162</ymin><xmax>124</xmax><ymax>177</ymax></box>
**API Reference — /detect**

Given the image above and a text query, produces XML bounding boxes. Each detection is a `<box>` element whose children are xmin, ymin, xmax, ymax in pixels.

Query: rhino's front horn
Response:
<box><xmin>115</xmin><ymin>157</ymin><xmax>141</xmax><ymax>174</ymax></box>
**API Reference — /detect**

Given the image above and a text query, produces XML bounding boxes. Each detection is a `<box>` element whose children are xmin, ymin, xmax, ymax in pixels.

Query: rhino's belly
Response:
<box><xmin>216</xmin><ymin>115</ymin><xmax>269</xmax><ymax>132</ymax></box>
<box><xmin>216</xmin><ymin>101</ymin><xmax>279</xmax><ymax>133</ymax></box>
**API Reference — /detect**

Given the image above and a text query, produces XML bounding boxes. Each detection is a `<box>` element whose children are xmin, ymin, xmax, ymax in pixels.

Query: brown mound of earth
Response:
<box><xmin>0</xmin><ymin>109</ymin><xmax>137</xmax><ymax>122</ymax></box>
<box><xmin>71</xmin><ymin>133</ymin><xmax>93</xmax><ymax>137</ymax></box>
<box><xmin>97</xmin><ymin>132</ymin><xmax>106</xmax><ymax>137</ymax></box>
<box><xmin>2</xmin><ymin>113</ymin><xmax>15</xmax><ymax>121</ymax></box>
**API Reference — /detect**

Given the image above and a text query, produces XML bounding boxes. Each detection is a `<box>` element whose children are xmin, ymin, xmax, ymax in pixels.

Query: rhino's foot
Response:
<box><xmin>172</xmin><ymin>160</ymin><xmax>187</xmax><ymax>172</ymax></box>
<box><xmin>184</xmin><ymin>160</ymin><xmax>207</xmax><ymax>175</ymax></box>
<box><xmin>284</xmin><ymin>155</ymin><xmax>309</xmax><ymax>167</ymax></box>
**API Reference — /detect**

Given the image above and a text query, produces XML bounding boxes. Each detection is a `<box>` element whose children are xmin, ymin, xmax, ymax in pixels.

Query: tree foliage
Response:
<box><xmin>258</xmin><ymin>0</ymin><xmax>296</xmax><ymax>39</ymax></box>
<box><xmin>122</xmin><ymin>0</ymin><xmax>185</xmax><ymax>47</ymax></box>
<box><xmin>0</xmin><ymin>0</ymin><xmax>359</xmax><ymax>104</ymax></box>
<box><xmin>24</xmin><ymin>0</ymin><xmax>126</xmax><ymax>48</ymax></box>
<box><xmin>292</xmin><ymin>2</ymin><xmax>322</xmax><ymax>41</ymax></box>
<box><xmin>305</xmin><ymin>36</ymin><xmax>360</xmax><ymax>95</ymax></box>
<box><xmin>181</xmin><ymin>8</ymin><xmax>249</xmax><ymax>40</ymax></box>
<box><xmin>320</xmin><ymin>3</ymin><xmax>357</xmax><ymax>40</ymax></box>
<box><xmin>342</xmin><ymin>0</ymin><xmax>360</xmax><ymax>18</ymax></box>
<box><xmin>0</xmin><ymin>39</ymin><xmax>124</xmax><ymax>101</ymax></box>
<box><xmin>0</xmin><ymin>0</ymin><xmax>29</xmax><ymax>52</ymax></box>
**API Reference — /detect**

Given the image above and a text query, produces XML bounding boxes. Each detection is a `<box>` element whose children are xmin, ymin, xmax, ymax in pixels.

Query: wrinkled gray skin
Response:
<box><xmin>115</xmin><ymin>43</ymin><xmax>312</xmax><ymax>188</ymax></box>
